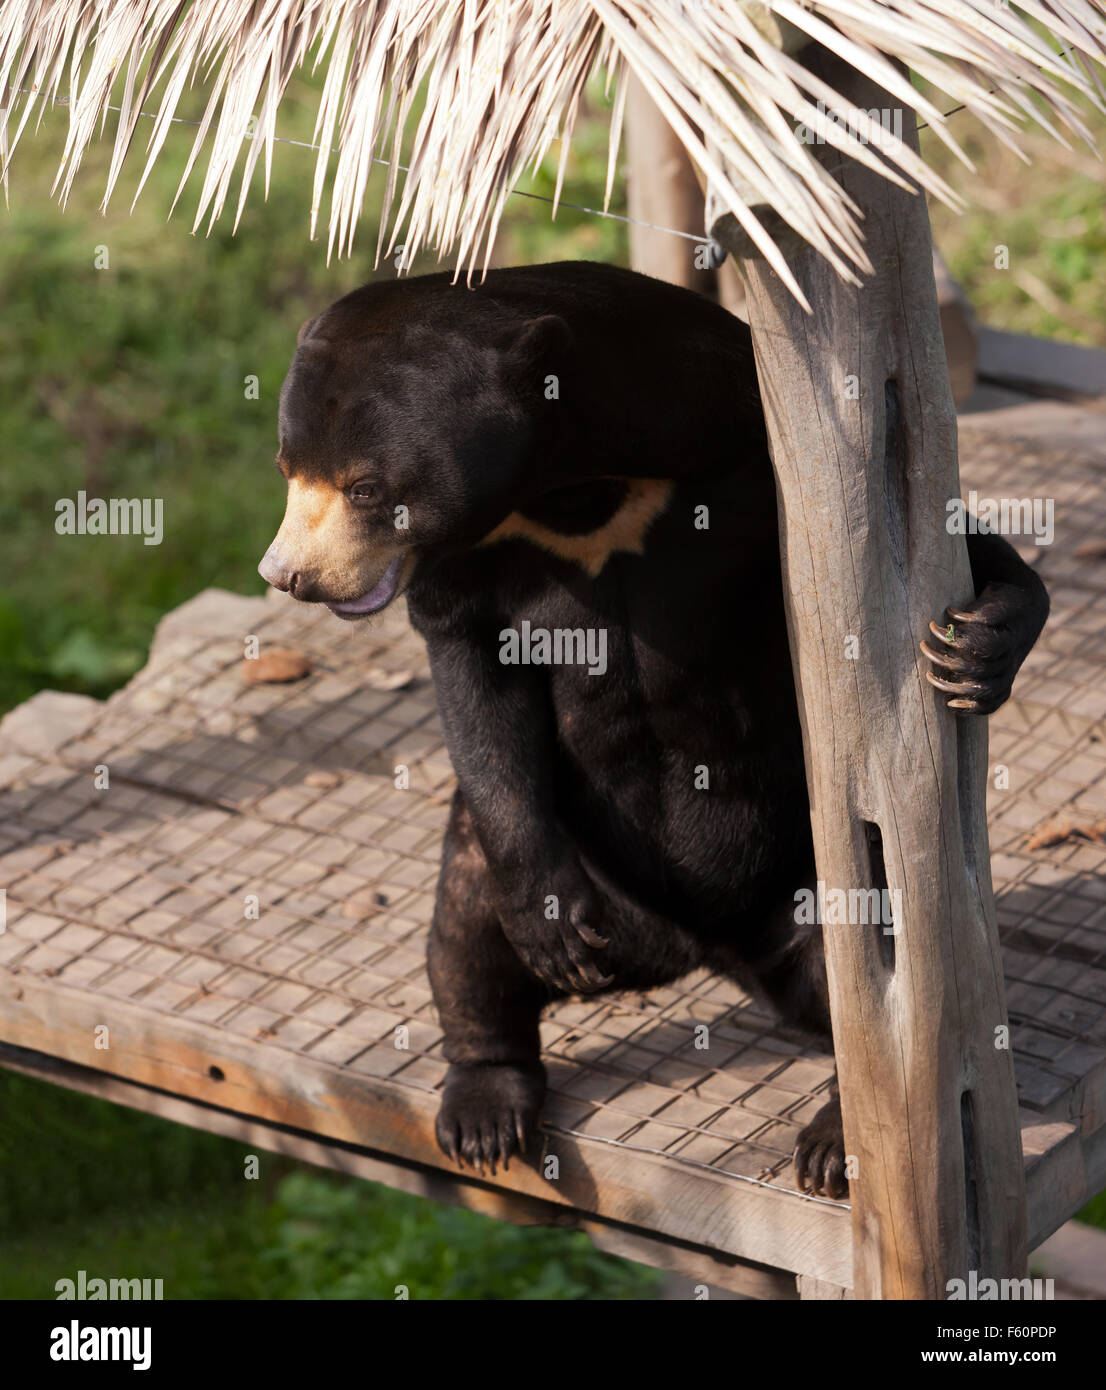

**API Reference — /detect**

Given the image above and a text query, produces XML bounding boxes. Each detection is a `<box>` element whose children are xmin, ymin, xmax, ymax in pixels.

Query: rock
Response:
<box><xmin>130</xmin><ymin>688</ymin><xmax>172</xmax><ymax>714</ymax></box>
<box><xmin>153</xmin><ymin>587</ymin><xmax>271</xmax><ymax>646</ymax></box>
<box><xmin>304</xmin><ymin>770</ymin><xmax>343</xmax><ymax>789</ymax></box>
<box><xmin>202</xmin><ymin>711</ymin><xmax>239</xmax><ymax>736</ymax></box>
<box><xmin>1026</xmin><ymin>817</ymin><xmax>1106</xmax><ymax>851</ymax></box>
<box><xmin>365</xmin><ymin>667</ymin><xmax>413</xmax><ymax>691</ymax></box>
<box><xmin>0</xmin><ymin>690</ymin><xmax>103</xmax><ymax>758</ymax></box>
<box><xmin>343</xmin><ymin>887</ymin><xmax>389</xmax><ymax>920</ymax></box>
<box><xmin>241</xmin><ymin>649</ymin><xmax>312</xmax><ymax>684</ymax></box>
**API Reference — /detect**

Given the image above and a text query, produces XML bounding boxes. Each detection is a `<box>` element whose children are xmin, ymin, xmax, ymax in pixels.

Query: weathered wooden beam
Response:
<box><xmin>796</xmin><ymin>1275</ymin><xmax>854</xmax><ymax>1300</ymax></box>
<box><xmin>713</xmin><ymin>57</ymin><xmax>1027</xmax><ymax>1298</ymax></box>
<box><xmin>0</xmin><ymin>1041</ymin><xmax>799</xmax><ymax>1300</ymax></box>
<box><xmin>932</xmin><ymin>247</ymin><xmax>978</xmax><ymax>406</ymax></box>
<box><xmin>0</xmin><ymin>968</ymin><xmax>854</xmax><ymax>1284</ymax></box>
<box><xmin>623</xmin><ymin>74</ymin><xmax>747</xmax><ymax>318</ymax></box>
<box><xmin>624</xmin><ymin>73</ymin><xmax>711</xmax><ymax>294</ymax></box>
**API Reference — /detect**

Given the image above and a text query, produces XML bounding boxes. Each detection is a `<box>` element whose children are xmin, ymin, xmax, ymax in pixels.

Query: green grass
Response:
<box><xmin>1075</xmin><ymin>1189</ymin><xmax>1106</xmax><ymax>1230</ymax></box>
<box><xmin>0</xmin><ymin>86</ymin><xmax>349</xmax><ymax>711</ymax></box>
<box><xmin>921</xmin><ymin>94</ymin><xmax>1106</xmax><ymax>349</ymax></box>
<box><xmin>0</xmin><ymin>1073</ymin><xmax>658</xmax><ymax>1300</ymax></box>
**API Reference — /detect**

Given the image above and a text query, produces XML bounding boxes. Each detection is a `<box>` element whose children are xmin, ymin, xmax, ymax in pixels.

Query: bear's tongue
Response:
<box><xmin>326</xmin><ymin>556</ymin><xmax>403</xmax><ymax>616</ymax></box>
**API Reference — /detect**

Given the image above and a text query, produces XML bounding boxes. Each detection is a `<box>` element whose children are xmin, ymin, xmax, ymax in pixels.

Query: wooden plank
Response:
<box><xmin>0</xmin><ymin>689</ymin><xmax>102</xmax><ymax>759</ymax></box>
<box><xmin>1082</xmin><ymin>1113</ymin><xmax>1106</xmax><ymax>1206</ymax></box>
<box><xmin>958</xmin><ymin>397</ymin><xmax>1106</xmax><ymax>461</ymax></box>
<box><xmin>1021</xmin><ymin>1116</ymin><xmax>1085</xmax><ymax>1251</ymax></box>
<box><xmin>718</xmin><ymin>52</ymin><xmax>1027</xmax><ymax>1297</ymax></box>
<box><xmin>581</xmin><ymin>1224</ymin><xmax>797</xmax><ymax>1300</ymax></box>
<box><xmin>0</xmin><ymin>968</ymin><xmax>854</xmax><ymax>1285</ymax></box>
<box><xmin>1030</xmin><ymin>1057</ymin><xmax>1106</xmax><ymax>1142</ymax></box>
<box><xmin>933</xmin><ymin>247</ymin><xmax>977</xmax><ymax>406</ymax></box>
<box><xmin>0</xmin><ymin>1039</ymin><xmax>568</xmax><ymax>1228</ymax></box>
<box><xmin>5</xmin><ymin>1029</ymin><xmax>1093</xmax><ymax>1294</ymax></box>
<box><xmin>0</xmin><ymin>1039</ymin><xmax>798</xmax><ymax>1298</ymax></box>
<box><xmin>977</xmin><ymin>327</ymin><xmax>1106</xmax><ymax>402</ymax></box>
<box><xmin>797</xmin><ymin>1275</ymin><xmax>854</xmax><ymax>1300</ymax></box>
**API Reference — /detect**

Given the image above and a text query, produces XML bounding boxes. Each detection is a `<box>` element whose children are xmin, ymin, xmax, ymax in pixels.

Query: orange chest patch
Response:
<box><xmin>479</xmin><ymin>478</ymin><xmax>674</xmax><ymax>578</ymax></box>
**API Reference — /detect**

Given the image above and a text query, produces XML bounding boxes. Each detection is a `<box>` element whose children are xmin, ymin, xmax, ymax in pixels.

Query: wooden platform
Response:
<box><xmin>2</xmin><ymin>393</ymin><xmax>1106</xmax><ymax>1296</ymax></box>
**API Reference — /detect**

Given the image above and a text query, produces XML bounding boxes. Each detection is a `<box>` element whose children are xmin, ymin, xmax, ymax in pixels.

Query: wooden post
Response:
<box><xmin>624</xmin><ymin>75</ymin><xmax>746</xmax><ymax>317</ymax></box>
<box><xmin>712</xmin><ymin>58</ymin><xmax>1027</xmax><ymax>1298</ymax></box>
<box><xmin>624</xmin><ymin>72</ymin><xmax>709</xmax><ymax>293</ymax></box>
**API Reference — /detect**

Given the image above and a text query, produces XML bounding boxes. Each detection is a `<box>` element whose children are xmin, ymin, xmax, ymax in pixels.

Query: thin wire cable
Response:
<box><xmin>8</xmin><ymin>89</ymin><xmax>707</xmax><ymax>243</ymax></box>
<box><xmin>8</xmin><ymin>35</ymin><xmax>1089</xmax><ymax>251</ymax></box>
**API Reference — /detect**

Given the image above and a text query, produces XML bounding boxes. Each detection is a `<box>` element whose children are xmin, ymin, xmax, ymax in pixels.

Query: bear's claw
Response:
<box><xmin>794</xmin><ymin>1095</ymin><xmax>848</xmax><ymax>1200</ymax></box>
<box><xmin>435</xmin><ymin>1063</ymin><xmax>545</xmax><ymax>1177</ymax></box>
<box><xmin>499</xmin><ymin>872</ymin><xmax>614</xmax><ymax>994</ymax></box>
<box><xmin>575</xmin><ymin>921</ymin><xmax>609</xmax><ymax>949</ymax></box>
<box><xmin>920</xmin><ymin>594</ymin><xmax>1025</xmax><ymax>717</ymax></box>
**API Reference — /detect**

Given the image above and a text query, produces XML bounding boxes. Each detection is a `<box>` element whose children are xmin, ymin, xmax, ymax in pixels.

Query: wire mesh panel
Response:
<box><xmin>1</xmin><ymin>426</ymin><xmax>1104</xmax><ymax>1231</ymax></box>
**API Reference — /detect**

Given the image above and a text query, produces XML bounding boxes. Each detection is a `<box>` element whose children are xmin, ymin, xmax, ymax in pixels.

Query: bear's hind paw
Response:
<box><xmin>793</xmin><ymin>1095</ymin><xmax>849</xmax><ymax>1201</ymax></box>
<box><xmin>435</xmin><ymin>1062</ymin><xmax>545</xmax><ymax>1177</ymax></box>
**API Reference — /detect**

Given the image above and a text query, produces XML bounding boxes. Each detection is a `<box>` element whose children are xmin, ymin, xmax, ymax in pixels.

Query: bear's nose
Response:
<box><xmin>258</xmin><ymin>549</ymin><xmax>299</xmax><ymax>594</ymax></box>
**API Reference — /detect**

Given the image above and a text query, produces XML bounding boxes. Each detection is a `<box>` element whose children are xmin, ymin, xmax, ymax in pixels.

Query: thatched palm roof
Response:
<box><xmin>2</xmin><ymin>2</ymin><xmax>1105</xmax><ymax>303</ymax></box>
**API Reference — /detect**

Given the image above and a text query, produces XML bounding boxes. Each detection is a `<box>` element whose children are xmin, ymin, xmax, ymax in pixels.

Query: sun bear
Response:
<box><xmin>259</xmin><ymin>261</ymin><xmax>1048</xmax><ymax>1198</ymax></box>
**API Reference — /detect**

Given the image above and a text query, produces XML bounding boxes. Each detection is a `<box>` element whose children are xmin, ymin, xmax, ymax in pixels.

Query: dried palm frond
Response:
<box><xmin>2</xmin><ymin>1</ymin><xmax>1105</xmax><ymax>306</ymax></box>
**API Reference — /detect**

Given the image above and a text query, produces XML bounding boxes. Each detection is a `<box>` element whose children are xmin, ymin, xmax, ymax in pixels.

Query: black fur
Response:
<box><xmin>268</xmin><ymin>262</ymin><xmax>1049</xmax><ymax>1194</ymax></box>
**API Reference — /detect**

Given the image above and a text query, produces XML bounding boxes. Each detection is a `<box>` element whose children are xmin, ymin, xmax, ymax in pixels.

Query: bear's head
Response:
<box><xmin>259</xmin><ymin>282</ymin><xmax>569</xmax><ymax>620</ymax></box>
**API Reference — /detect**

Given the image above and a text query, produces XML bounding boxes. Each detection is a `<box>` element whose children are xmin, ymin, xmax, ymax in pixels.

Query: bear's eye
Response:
<box><xmin>348</xmin><ymin>479</ymin><xmax>379</xmax><ymax>505</ymax></box>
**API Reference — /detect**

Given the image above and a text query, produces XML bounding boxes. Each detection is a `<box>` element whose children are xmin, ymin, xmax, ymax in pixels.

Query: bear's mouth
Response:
<box><xmin>325</xmin><ymin>556</ymin><xmax>405</xmax><ymax>620</ymax></box>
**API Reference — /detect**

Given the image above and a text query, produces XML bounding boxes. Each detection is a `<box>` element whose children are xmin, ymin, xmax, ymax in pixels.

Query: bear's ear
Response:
<box><xmin>297</xmin><ymin>316</ymin><xmax>320</xmax><ymax>346</ymax></box>
<box><xmin>497</xmin><ymin>314</ymin><xmax>572</xmax><ymax>378</ymax></box>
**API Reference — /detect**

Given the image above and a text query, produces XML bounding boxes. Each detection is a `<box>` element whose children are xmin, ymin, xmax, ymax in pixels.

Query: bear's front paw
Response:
<box><xmin>794</xmin><ymin>1095</ymin><xmax>848</xmax><ymax>1200</ymax></box>
<box><xmin>500</xmin><ymin>872</ymin><xmax>613</xmax><ymax>994</ymax></box>
<box><xmin>435</xmin><ymin>1063</ymin><xmax>546</xmax><ymax>1176</ymax></box>
<box><xmin>920</xmin><ymin>585</ymin><xmax>1030</xmax><ymax>716</ymax></box>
